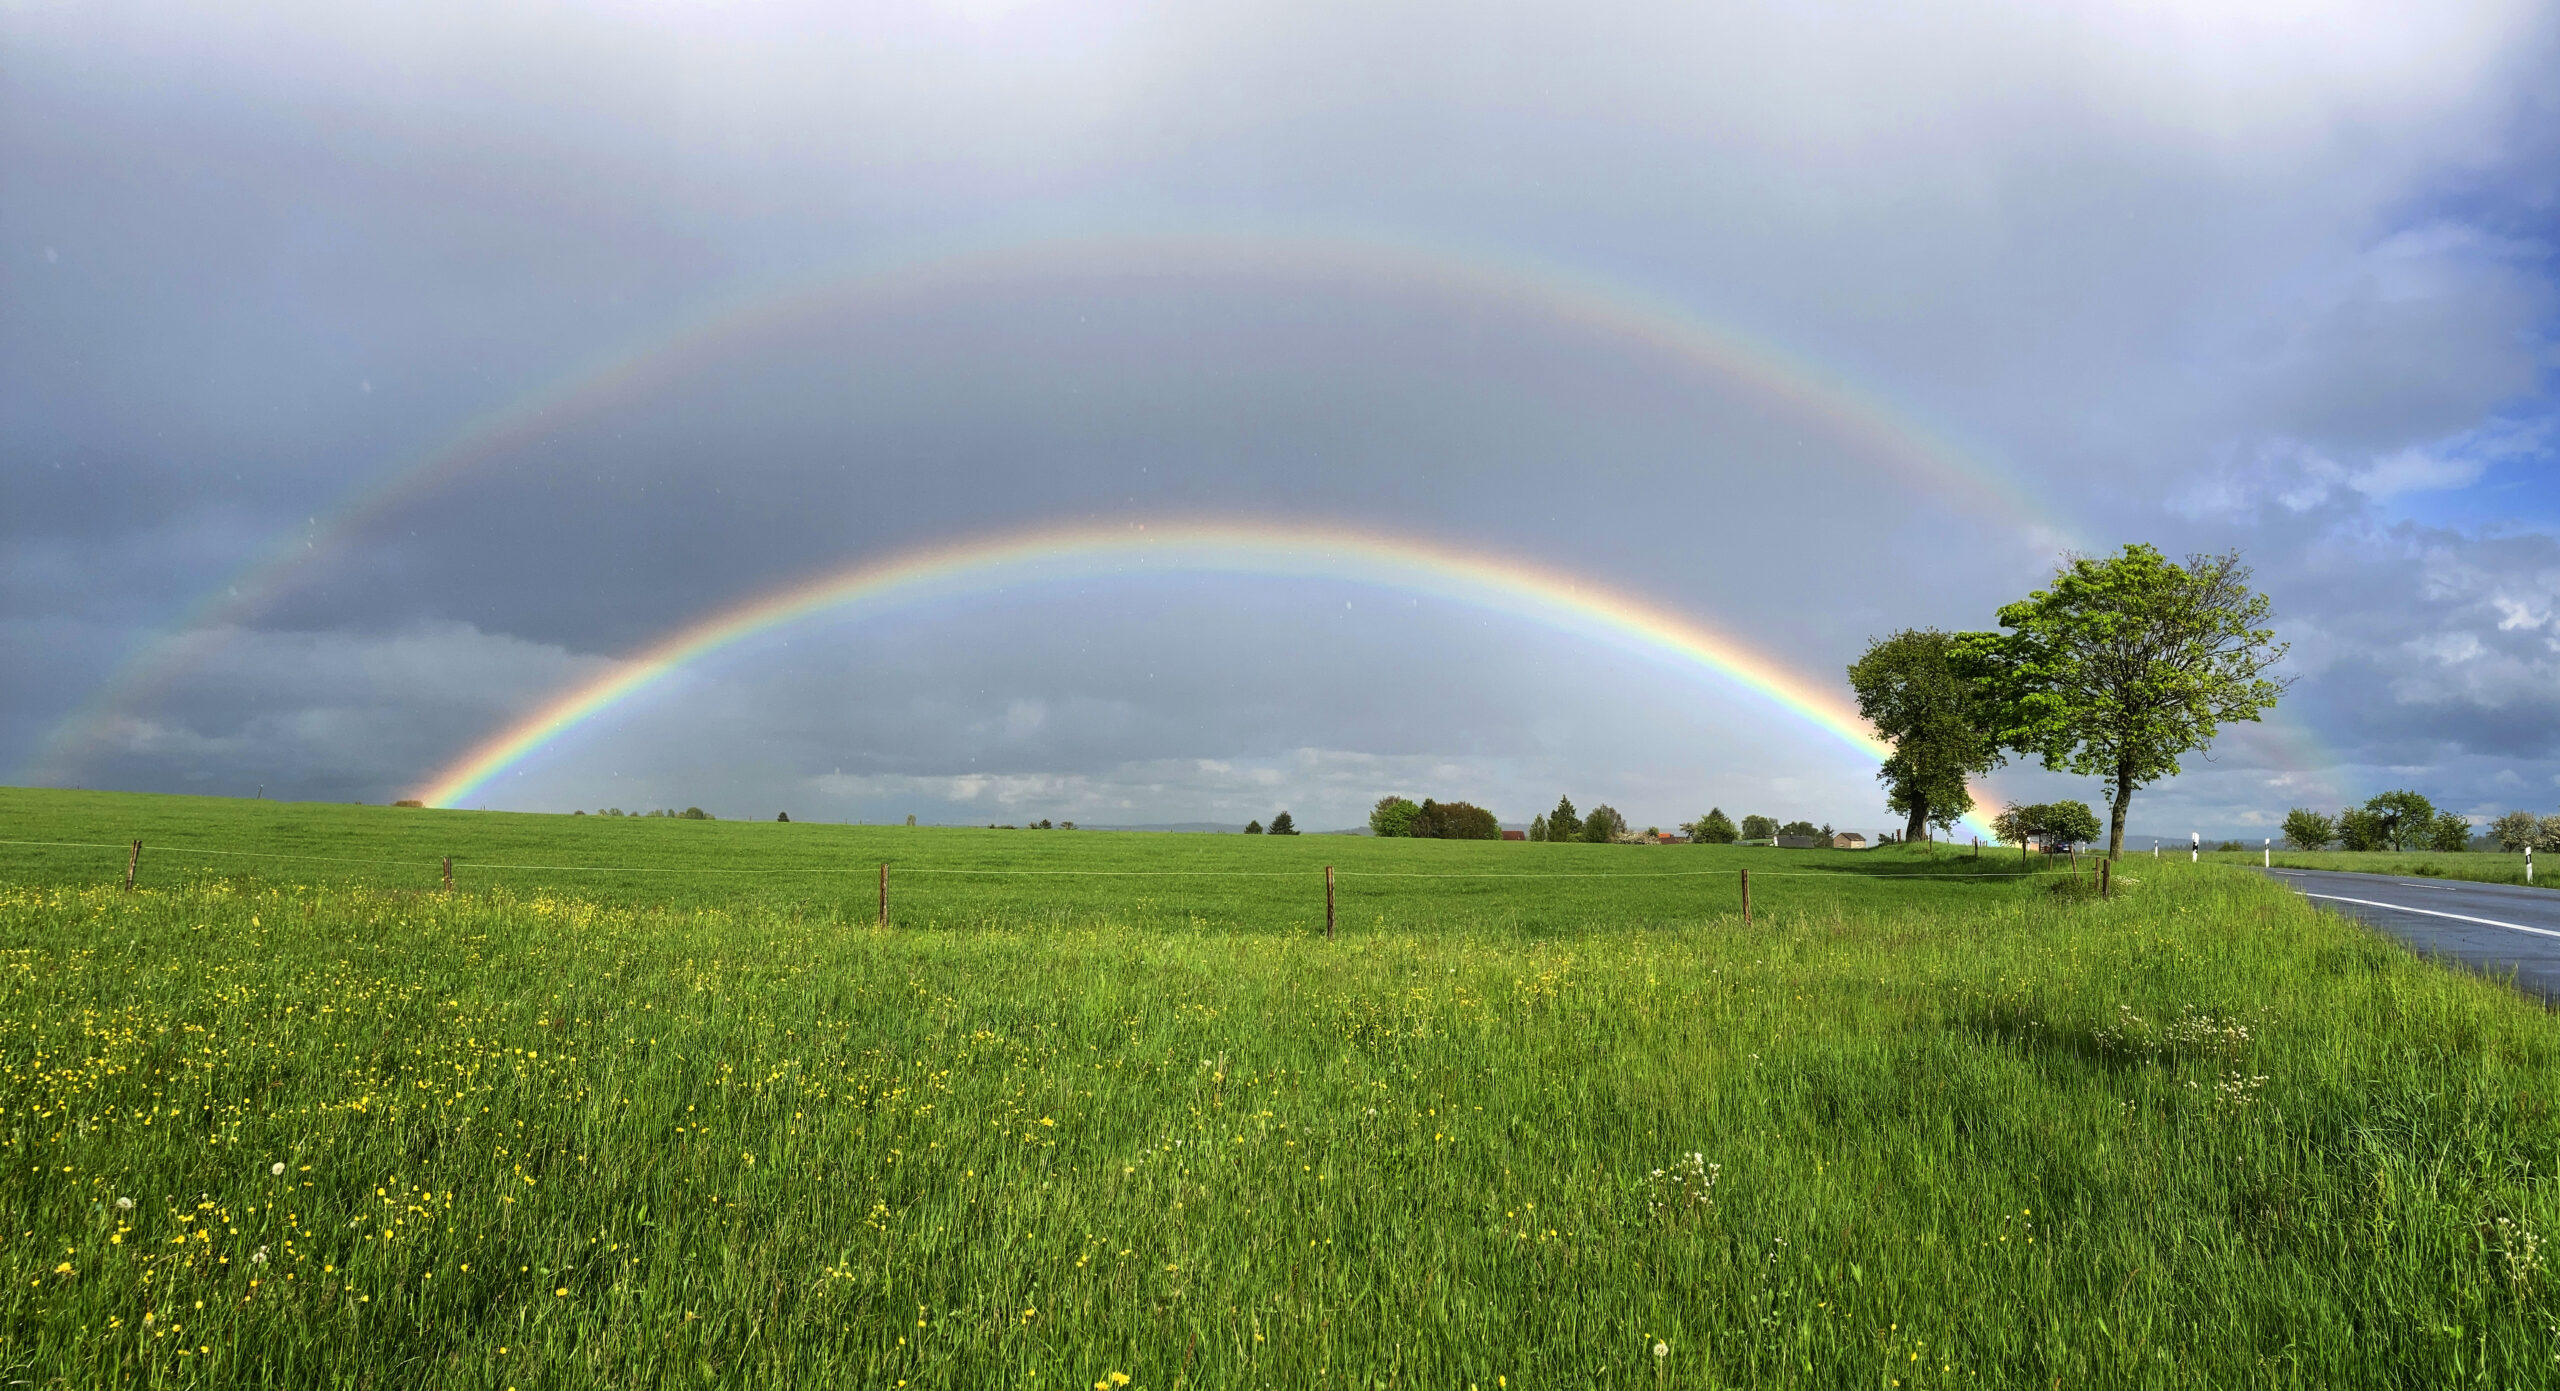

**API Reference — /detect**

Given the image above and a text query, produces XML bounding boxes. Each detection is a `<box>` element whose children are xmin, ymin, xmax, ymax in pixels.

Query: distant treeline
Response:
<box><xmin>2284</xmin><ymin>793</ymin><xmax>2560</xmax><ymax>852</ymax></box>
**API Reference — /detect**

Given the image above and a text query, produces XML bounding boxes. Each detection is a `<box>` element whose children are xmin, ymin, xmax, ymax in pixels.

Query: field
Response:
<box><xmin>2202</xmin><ymin>847</ymin><xmax>2548</xmax><ymax>889</ymax></box>
<box><xmin>1</xmin><ymin>789</ymin><xmax>2556</xmax><ymax>1387</ymax></box>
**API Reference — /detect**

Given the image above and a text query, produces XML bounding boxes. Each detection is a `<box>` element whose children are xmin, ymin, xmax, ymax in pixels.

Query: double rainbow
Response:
<box><xmin>415</xmin><ymin>518</ymin><xmax>1970</xmax><ymax>827</ymax></box>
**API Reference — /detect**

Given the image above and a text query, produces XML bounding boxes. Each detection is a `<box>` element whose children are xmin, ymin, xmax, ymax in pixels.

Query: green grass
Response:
<box><xmin>1</xmin><ymin>788</ymin><xmax>2556</xmax><ymax>1388</ymax></box>
<box><xmin>0</xmin><ymin>787</ymin><xmax>2050</xmax><ymax>930</ymax></box>
<box><xmin>2201</xmin><ymin>847</ymin><xmax>2549</xmax><ymax>889</ymax></box>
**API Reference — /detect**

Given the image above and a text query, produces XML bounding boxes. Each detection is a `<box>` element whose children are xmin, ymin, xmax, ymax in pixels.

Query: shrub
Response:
<box><xmin>392</xmin><ymin>799</ymin><xmax>424</xmax><ymax>808</ymax></box>
<box><xmin>1244</xmin><ymin>820</ymin><xmax>1264</xmax><ymax>835</ymax></box>
<box><xmin>1580</xmin><ymin>805</ymin><xmax>1626</xmax><ymax>843</ymax></box>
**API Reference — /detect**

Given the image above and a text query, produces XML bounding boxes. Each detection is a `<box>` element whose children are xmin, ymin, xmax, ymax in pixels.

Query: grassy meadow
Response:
<box><xmin>0</xmin><ymin>789</ymin><xmax>2556</xmax><ymax>1387</ymax></box>
<box><xmin>2201</xmin><ymin>846</ymin><xmax>2549</xmax><ymax>889</ymax></box>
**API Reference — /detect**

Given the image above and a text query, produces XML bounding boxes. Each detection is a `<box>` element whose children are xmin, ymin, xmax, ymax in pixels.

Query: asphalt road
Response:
<box><xmin>2262</xmin><ymin>866</ymin><xmax>2560</xmax><ymax>1001</ymax></box>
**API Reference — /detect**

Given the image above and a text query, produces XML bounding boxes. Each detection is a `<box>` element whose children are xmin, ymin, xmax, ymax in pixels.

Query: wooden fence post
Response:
<box><xmin>878</xmin><ymin>863</ymin><xmax>889</xmax><ymax>928</ymax></box>
<box><xmin>1740</xmin><ymin>867</ymin><xmax>1751</xmax><ymax>924</ymax></box>
<box><xmin>125</xmin><ymin>840</ymin><xmax>141</xmax><ymax>892</ymax></box>
<box><xmin>2100</xmin><ymin>858</ymin><xmax>2111</xmax><ymax>900</ymax></box>
<box><xmin>1324</xmin><ymin>866</ymin><xmax>1335</xmax><ymax>940</ymax></box>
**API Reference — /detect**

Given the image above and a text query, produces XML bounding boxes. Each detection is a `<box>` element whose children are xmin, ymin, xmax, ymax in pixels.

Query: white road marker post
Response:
<box><xmin>2264</xmin><ymin>838</ymin><xmax>2270</xmax><ymax>869</ymax></box>
<box><xmin>2191</xmin><ymin>831</ymin><xmax>2200</xmax><ymax>864</ymax></box>
<box><xmin>2528</xmin><ymin>846</ymin><xmax>2535</xmax><ymax>885</ymax></box>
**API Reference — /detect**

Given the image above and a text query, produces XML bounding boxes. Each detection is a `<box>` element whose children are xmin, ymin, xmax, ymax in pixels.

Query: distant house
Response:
<box><xmin>1832</xmin><ymin>832</ymin><xmax>1867</xmax><ymax>849</ymax></box>
<box><xmin>1501</xmin><ymin>829</ymin><xmax>1525</xmax><ymax>841</ymax></box>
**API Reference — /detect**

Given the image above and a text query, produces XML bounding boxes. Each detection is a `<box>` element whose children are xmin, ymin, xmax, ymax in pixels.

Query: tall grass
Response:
<box><xmin>0</xmin><ymin>855</ymin><xmax>2553</xmax><ymax>1387</ymax></box>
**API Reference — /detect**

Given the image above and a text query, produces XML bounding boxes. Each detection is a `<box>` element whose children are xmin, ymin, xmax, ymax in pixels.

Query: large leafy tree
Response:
<box><xmin>1579</xmin><ymin>804</ymin><xmax>1626</xmax><ymax>843</ymax></box>
<box><xmin>2362</xmin><ymin>790</ymin><xmax>2435</xmax><ymax>852</ymax></box>
<box><xmin>1975</xmin><ymin>545</ymin><xmax>2288</xmax><ymax>858</ymax></box>
<box><xmin>1685</xmin><ymin>808</ymin><xmax>1738</xmax><ymax>844</ymax></box>
<box><xmin>2280</xmin><ymin>808</ymin><xmax>2336</xmax><ymax>850</ymax></box>
<box><xmin>1848</xmin><ymin>628</ymin><xmax>1999</xmax><ymax>843</ymax></box>
<box><xmin>1369</xmin><ymin>796</ymin><xmax>1420</xmax><ymax>837</ymax></box>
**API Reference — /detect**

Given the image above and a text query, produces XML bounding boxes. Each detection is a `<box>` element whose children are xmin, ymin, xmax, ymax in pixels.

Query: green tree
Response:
<box><xmin>2337</xmin><ymin>807</ymin><xmax>2386</xmax><ymax>852</ymax></box>
<box><xmin>1546</xmin><ymin>796</ymin><xmax>1583</xmax><ymax>842</ymax></box>
<box><xmin>1528</xmin><ymin>813</ymin><xmax>1550</xmax><ymax>842</ymax></box>
<box><xmin>2040</xmin><ymin>800</ymin><xmax>2102</xmax><ymax>849</ymax></box>
<box><xmin>1243</xmin><ymin>819</ymin><xmax>1264</xmax><ymax>835</ymax></box>
<box><xmin>1740</xmin><ymin>814</ymin><xmax>1777</xmax><ymax>842</ymax></box>
<box><xmin>1580</xmin><ymin>805</ymin><xmax>1625</xmax><ymax>843</ymax></box>
<box><xmin>1369</xmin><ymin>797</ymin><xmax>1419</xmax><ymax>837</ymax></box>
<box><xmin>2428</xmin><ymin>810</ymin><xmax>2473</xmax><ymax>853</ymax></box>
<box><xmin>1990</xmin><ymin>804</ymin><xmax>2036</xmax><ymax>848</ymax></box>
<box><xmin>1268</xmin><ymin>811</ymin><xmax>1297</xmax><ymax>836</ymax></box>
<box><xmin>2364</xmin><ymin>790</ymin><xmax>2436</xmax><ymax>852</ymax></box>
<box><xmin>1848</xmin><ymin>628</ymin><xmax>1999</xmax><ymax>842</ymax></box>
<box><xmin>2492</xmin><ymin>810</ymin><xmax>2542</xmax><ymax>853</ymax></box>
<box><xmin>1411</xmin><ymin>799</ymin><xmax>1501</xmax><ymax>840</ymax></box>
<box><xmin>2280</xmin><ymin>808</ymin><xmax>2336</xmax><ymax>850</ymax></box>
<box><xmin>1972</xmin><ymin>545</ymin><xmax>2288</xmax><ymax>858</ymax></box>
<box><xmin>1686</xmin><ymin>807</ymin><xmax>1738</xmax><ymax>844</ymax></box>
<box><xmin>1777</xmin><ymin>820</ymin><xmax>1822</xmax><ymax>842</ymax></box>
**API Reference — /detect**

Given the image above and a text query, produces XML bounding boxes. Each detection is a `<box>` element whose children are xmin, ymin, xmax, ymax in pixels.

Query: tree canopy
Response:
<box><xmin>1369</xmin><ymin>797</ymin><xmax>1420</xmax><ymax>837</ymax></box>
<box><xmin>1848</xmin><ymin>628</ymin><xmax>1998</xmax><ymax>843</ymax></box>
<box><xmin>1685</xmin><ymin>807</ymin><xmax>1738</xmax><ymax>844</ymax></box>
<box><xmin>1969</xmin><ymin>545</ymin><xmax>2287</xmax><ymax>857</ymax></box>
<box><xmin>1267</xmin><ymin>811</ymin><xmax>1297</xmax><ymax>835</ymax></box>
<box><xmin>2280</xmin><ymin>808</ymin><xmax>2335</xmax><ymax>850</ymax></box>
<box><xmin>1545</xmin><ymin>796</ymin><xmax>1582</xmax><ymax>842</ymax></box>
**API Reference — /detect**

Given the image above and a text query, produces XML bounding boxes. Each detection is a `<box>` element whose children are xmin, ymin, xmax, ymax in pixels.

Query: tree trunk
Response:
<box><xmin>2108</xmin><ymin>763</ymin><xmax>2133</xmax><ymax>859</ymax></box>
<box><xmin>1904</xmin><ymin>798</ymin><xmax>1928</xmax><ymax>845</ymax></box>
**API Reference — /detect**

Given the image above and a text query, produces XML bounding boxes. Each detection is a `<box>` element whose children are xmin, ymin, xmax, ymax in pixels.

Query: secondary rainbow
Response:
<box><xmin>415</xmin><ymin>517</ymin><xmax>1996</xmax><ymax>839</ymax></box>
<box><xmin>33</xmin><ymin>224</ymin><xmax>2071</xmax><ymax>788</ymax></box>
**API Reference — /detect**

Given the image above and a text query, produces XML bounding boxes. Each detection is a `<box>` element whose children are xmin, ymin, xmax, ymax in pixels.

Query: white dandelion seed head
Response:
<box><xmin>1654</xmin><ymin>1341</ymin><xmax>1669</xmax><ymax>1358</ymax></box>
<box><xmin>115</xmin><ymin>1197</ymin><xmax>135</xmax><ymax>1211</ymax></box>
<box><xmin>270</xmin><ymin>1162</ymin><xmax>286</xmax><ymax>1176</ymax></box>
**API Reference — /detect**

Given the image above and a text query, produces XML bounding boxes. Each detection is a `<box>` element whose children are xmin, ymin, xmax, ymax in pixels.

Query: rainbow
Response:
<box><xmin>30</xmin><ymin>224</ymin><xmax>2071</xmax><ymax>787</ymax></box>
<box><xmin>413</xmin><ymin>516</ymin><xmax>2001</xmax><ymax>838</ymax></box>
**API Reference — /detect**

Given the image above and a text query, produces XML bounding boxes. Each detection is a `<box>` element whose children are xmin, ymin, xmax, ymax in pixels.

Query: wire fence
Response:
<box><xmin>0</xmin><ymin>836</ymin><xmax>2062</xmax><ymax>881</ymax></box>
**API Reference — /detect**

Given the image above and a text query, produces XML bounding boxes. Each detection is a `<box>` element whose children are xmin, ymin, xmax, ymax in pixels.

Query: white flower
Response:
<box><xmin>115</xmin><ymin>1197</ymin><xmax>135</xmax><ymax>1211</ymax></box>
<box><xmin>1653</xmin><ymin>1341</ymin><xmax>1668</xmax><ymax>1358</ymax></box>
<box><xmin>250</xmin><ymin>1246</ymin><xmax>269</xmax><ymax>1265</ymax></box>
<box><xmin>270</xmin><ymin>1162</ymin><xmax>286</xmax><ymax>1177</ymax></box>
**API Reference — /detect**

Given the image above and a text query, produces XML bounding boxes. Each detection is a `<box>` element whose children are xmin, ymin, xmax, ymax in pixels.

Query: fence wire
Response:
<box><xmin>0</xmin><ymin>836</ymin><xmax>2061</xmax><ymax>881</ymax></box>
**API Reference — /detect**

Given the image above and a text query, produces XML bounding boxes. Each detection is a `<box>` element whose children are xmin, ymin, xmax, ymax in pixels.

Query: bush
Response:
<box><xmin>391</xmin><ymin>799</ymin><xmax>423</xmax><ymax>808</ymax></box>
<box><xmin>1243</xmin><ymin>820</ymin><xmax>1264</xmax><ymax>835</ymax></box>
<box><xmin>1580</xmin><ymin>805</ymin><xmax>1626</xmax><ymax>843</ymax></box>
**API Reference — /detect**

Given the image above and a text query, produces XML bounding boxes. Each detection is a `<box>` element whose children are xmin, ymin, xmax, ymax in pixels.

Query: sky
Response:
<box><xmin>5</xmin><ymin>0</ymin><xmax>2557</xmax><ymax>838</ymax></box>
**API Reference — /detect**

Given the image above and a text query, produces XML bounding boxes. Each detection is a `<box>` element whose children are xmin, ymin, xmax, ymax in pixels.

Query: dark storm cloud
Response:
<box><xmin>5</xmin><ymin>0</ymin><xmax>2558</xmax><ymax>834</ymax></box>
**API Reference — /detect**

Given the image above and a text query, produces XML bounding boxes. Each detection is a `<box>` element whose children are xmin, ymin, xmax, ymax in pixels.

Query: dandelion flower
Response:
<box><xmin>116</xmin><ymin>1197</ymin><xmax>135</xmax><ymax>1211</ymax></box>
<box><xmin>271</xmin><ymin>1163</ymin><xmax>286</xmax><ymax>1176</ymax></box>
<box><xmin>1654</xmin><ymin>1342</ymin><xmax>1668</xmax><ymax>1358</ymax></box>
